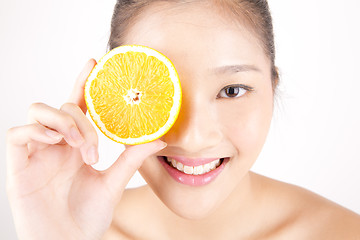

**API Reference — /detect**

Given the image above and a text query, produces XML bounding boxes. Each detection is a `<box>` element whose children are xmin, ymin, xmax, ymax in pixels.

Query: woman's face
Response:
<box><xmin>123</xmin><ymin>2</ymin><xmax>274</xmax><ymax>219</ymax></box>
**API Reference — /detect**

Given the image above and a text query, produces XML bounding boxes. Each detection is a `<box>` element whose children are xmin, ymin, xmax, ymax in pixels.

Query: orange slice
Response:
<box><xmin>84</xmin><ymin>45</ymin><xmax>182</xmax><ymax>145</ymax></box>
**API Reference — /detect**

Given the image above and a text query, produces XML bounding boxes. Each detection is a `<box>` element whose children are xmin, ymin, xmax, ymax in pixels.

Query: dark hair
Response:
<box><xmin>108</xmin><ymin>0</ymin><xmax>279</xmax><ymax>89</ymax></box>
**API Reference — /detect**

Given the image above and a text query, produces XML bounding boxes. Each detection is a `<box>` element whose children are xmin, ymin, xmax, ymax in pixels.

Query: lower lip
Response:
<box><xmin>158</xmin><ymin>157</ymin><xmax>229</xmax><ymax>186</ymax></box>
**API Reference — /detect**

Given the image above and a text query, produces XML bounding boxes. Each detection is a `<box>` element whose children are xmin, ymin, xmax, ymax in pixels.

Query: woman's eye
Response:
<box><xmin>217</xmin><ymin>85</ymin><xmax>250</xmax><ymax>98</ymax></box>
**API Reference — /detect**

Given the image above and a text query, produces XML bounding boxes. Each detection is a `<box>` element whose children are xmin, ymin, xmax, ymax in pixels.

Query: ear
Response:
<box><xmin>272</xmin><ymin>66</ymin><xmax>280</xmax><ymax>91</ymax></box>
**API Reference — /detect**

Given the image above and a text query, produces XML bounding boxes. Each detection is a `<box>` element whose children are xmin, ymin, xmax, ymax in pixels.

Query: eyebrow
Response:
<box><xmin>211</xmin><ymin>64</ymin><xmax>261</xmax><ymax>75</ymax></box>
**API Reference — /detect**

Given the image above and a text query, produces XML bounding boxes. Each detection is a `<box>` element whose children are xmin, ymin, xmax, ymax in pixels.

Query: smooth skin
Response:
<box><xmin>7</xmin><ymin>1</ymin><xmax>360</xmax><ymax>240</ymax></box>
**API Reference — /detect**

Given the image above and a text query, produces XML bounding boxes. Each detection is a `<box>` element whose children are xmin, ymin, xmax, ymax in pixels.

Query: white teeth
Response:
<box><xmin>193</xmin><ymin>165</ymin><xmax>204</xmax><ymax>175</ymax></box>
<box><xmin>183</xmin><ymin>165</ymin><xmax>193</xmax><ymax>174</ymax></box>
<box><xmin>215</xmin><ymin>159</ymin><xmax>220</xmax><ymax>167</ymax></box>
<box><xmin>165</xmin><ymin>157</ymin><xmax>223</xmax><ymax>175</ymax></box>
<box><xmin>210</xmin><ymin>161</ymin><xmax>216</xmax><ymax>170</ymax></box>
<box><xmin>171</xmin><ymin>159</ymin><xmax>177</xmax><ymax>168</ymax></box>
<box><xmin>203</xmin><ymin>163</ymin><xmax>211</xmax><ymax>173</ymax></box>
<box><xmin>176</xmin><ymin>162</ymin><xmax>184</xmax><ymax>171</ymax></box>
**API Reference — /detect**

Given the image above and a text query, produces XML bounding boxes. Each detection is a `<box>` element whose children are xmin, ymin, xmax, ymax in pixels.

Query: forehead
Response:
<box><xmin>123</xmin><ymin>1</ymin><xmax>269</xmax><ymax>74</ymax></box>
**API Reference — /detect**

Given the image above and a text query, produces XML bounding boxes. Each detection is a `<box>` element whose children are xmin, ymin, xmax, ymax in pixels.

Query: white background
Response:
<box><xmin>1</xmin><ymin>0</ymin><xmax>360</xmax><ymax>238</ymax></box>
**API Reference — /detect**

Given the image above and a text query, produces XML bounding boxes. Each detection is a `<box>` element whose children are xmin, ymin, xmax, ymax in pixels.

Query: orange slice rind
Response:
<box><xmin>84</xmin><ymin>45</ymin><xmax>182</xmax><ymax>145</ymax></box>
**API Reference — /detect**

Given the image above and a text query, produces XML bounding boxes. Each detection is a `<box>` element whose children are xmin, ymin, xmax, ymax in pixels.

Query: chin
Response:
<box><xmin>139</xmin><ymin>157</ymin><xmax>237</xmax><ymax>220</ymax></box>
<box><xmin>160</xmin><ymin>185</ymin><xmax>227</xmax><ymax>220</ymax></box>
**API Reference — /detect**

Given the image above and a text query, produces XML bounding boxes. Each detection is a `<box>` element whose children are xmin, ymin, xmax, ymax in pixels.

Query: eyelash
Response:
<box><xmin>216</xmin><ymin>84</ymin><xmax>254</xmax><ymax>99</ymax></box>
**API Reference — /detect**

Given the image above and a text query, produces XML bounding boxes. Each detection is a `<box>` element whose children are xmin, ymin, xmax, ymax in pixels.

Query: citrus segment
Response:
<box><xmin>85</xmin><ymin>45</ymin><xmax>182</xmax><ymax>145</ymax></box>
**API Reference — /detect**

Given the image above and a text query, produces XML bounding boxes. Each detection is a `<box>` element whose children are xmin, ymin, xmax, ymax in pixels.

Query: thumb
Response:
<box><xmin>102</xmin><ymin>140</ymin><xmax>167</xmax><ymax>201</ymax></box>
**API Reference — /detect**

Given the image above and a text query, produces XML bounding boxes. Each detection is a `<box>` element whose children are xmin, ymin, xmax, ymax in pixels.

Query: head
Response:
<box><xmin>109</xmin><ymin>0</ymin><xmax>279</xmax><ymax>219</ymax></box>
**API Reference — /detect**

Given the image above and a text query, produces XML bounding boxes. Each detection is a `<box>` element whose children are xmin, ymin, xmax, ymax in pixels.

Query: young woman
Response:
<box><xmin>6</xmin><ymin>0</ymin><xmax>360</xmax><ymax>239</ymax></box>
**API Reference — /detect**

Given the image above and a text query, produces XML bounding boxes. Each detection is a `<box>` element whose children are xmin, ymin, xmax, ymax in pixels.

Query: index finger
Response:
<box><xmin>68</xmin><ymin>59</ymin><xmax>97</xmax><ymax>113</ymax></box>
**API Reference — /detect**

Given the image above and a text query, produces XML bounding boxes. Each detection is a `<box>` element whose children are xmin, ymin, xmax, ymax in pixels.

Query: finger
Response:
<box><xmin>68</xmin><ymin>59</ymin><xmax>97</xmax><ymax>114</ymax></box>
<box><xmin>28</xmin><ymin>102</ymin><xmax>84</xmax><ymax>148</ymax></box>
<box><xmin>60</xmin><ymin>102</ymin><xmax>99</xmax><ymax>165</ymax></box>
<box><xmin>102</xmin><ymin>140</ymin><xmax>167</xmax><ymax>202</ymax></box>
<box><xmin>6</xmin><ymin>124</ymin><xmax>63</xmax><ymax>173</ymax></box>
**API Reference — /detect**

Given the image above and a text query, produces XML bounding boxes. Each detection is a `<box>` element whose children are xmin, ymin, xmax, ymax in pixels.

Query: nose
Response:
<box><xmin>162</xmin><ymin>91</ymin><xmax>223</xmax><ymax>154</ymax></box>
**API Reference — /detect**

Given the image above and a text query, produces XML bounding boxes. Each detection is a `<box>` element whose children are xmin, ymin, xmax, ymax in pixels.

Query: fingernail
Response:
<box><xmin>159</xmin><ymin>141</ymin><xmax>167</xmax><ymax>149</ymax></box>
<box><xmin>87</xmin><ymin>146</ymin><xmax>98</xmax><ymax>165</ymax></box>
<box><xmin>70</xmin><ymin>127</ymin><xmax>84</xmax><ymax>145</ymax></box>
<box><xmin>45</xmin><ymin>129</ymin><xmax>62</xmax><ymax>140</ymax></box>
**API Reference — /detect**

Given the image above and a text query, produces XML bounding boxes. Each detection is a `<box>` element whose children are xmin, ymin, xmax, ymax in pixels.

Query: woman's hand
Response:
<box><xmin>6</xmin><ymin>59</ymin><xmax>166</xmax><ymax>240</ymax></box>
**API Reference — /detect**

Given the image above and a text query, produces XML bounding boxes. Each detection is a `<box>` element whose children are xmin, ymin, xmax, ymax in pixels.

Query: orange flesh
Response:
<box><xmin>89</xmin><ymin>52</ymin><xmax>175</xmax><ymax>139</ymax></box>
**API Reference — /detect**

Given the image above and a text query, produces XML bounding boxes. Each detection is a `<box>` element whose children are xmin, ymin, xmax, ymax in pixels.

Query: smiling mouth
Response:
<box><xmin>160</xmin><ymin>156</ymin><xmax>225</xmax><ymax>175</ymax></box>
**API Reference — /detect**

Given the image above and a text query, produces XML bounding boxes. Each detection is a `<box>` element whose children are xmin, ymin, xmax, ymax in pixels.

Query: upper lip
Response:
<box><xmin>162</xmin><ymin>156</ymin><xmax>227</xmax><ymax>167</ymax></box>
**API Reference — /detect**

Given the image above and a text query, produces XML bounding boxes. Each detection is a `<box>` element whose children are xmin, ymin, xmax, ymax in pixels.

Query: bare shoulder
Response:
<box><xmin>254</xmin><ymin>173</ymin><xmax>360</xmax><ymax>239</ymax></box>
<box><xmin>102</xmin><ymin>185</ymin><xmax>163</xmax><ymax>240</ymax></box>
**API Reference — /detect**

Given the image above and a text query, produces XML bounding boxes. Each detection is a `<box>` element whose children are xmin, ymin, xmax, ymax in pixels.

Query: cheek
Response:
<box><xmin>138</xmin><ymin>156</ymin><xmax>163</xmax><ymax>185</ymax></box>
<box><xmin>218</xmin><ymin>94</ymin><xmax>273</xmax><ymax>157</ymax></box>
